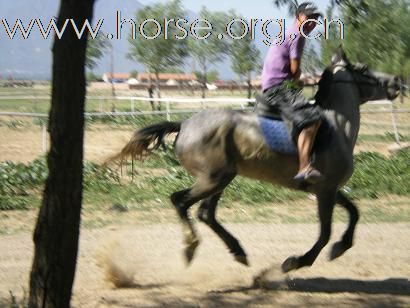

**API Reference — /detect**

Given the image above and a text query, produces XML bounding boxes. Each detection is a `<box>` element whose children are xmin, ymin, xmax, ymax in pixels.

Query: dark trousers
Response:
<box><xmin>256</xmin><ymin>82</ymin><xmax>324</xmax><ymax>142</ymax></box>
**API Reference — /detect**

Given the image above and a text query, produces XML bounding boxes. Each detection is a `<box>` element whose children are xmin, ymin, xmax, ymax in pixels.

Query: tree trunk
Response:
<box><xmin>201</xmin><ymin>60</ymin><xmax>207</xmax><ymax>99</ymax></box>
<box><xmin>400</xmin><ymin>64</ymin><xmax>404</xmax><ymax>104</ymax></box>
<box><xmin>155</xmin><ymin>71</ymin><xmax>162</xmax><ymax>111</ymax></box>
<box><xmin>29</xmin><ymin>0</ymin><xmax>94</xmax><ymax>307</ymax></box>
<box><xmin>110</xmin><ymin>44</ymin><xmax>116</xmax><ymax>99</ymax></box>
<box><xmin>148</xmin><ymin>75</ymin><xmax>155</xmax><ymax>111</ymax></box>
<box><xmin>247</xmin><ymin>71</ymin><xmax>252</xmax><ymax>100</ymax></box>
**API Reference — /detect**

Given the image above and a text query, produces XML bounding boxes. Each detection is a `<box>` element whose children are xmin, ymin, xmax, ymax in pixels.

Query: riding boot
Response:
<box><xmin>294</xmin><ymin>121</ymin><xmax>323</xmax><ymax>183</ymax></box>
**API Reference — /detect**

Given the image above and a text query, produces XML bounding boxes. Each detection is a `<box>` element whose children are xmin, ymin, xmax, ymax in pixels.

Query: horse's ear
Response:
<box><xmin>331</xmin><ymin>45</ymin><xmax>348</xmax><ymax>66</ymax></box>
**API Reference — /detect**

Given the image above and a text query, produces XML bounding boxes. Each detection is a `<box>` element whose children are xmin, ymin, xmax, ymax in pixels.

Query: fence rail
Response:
<box><xmin>0</xmin><ymin>96</ymin><xmax>408</xmax><ymax>155</ymax></box>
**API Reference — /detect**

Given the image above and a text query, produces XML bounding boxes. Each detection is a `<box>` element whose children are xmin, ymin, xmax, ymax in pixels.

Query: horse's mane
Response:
<box><xmin>314</xmin><ymin>67</ymin><xmax>334</xmax><ymax>108</ymax></box>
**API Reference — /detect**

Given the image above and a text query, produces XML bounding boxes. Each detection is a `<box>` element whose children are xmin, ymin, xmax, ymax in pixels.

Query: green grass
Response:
<box><xmin>357</xmin><ymin>133</ymin><xmax>410</xmax><ymax>143</ymax></box>
<box><xmin>1</xmin><ymin>149</ymin><xmax>409</xmax><ymax>212</ymax></box>
<box><xmin>0</xmin><ymin>150</ymin><xmax>409</xmax><ymax>235</ymax></box>
<box><xmin>347</xmin><ymin>150</ymin><xmax>410</xmax><ymax>199</ymax></box>
<box><xmin>0</xmin><ymin>87</ymin><xmax>409</xmax><ymax>212</ymax></box>
<box><xmin>0</xmin><ymin>86</ymin><xmax>252</xmax><ymax>115</ymax></box>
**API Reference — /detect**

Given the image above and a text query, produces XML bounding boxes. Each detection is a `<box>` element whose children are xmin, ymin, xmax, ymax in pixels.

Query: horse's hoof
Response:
<box><xmin>184</xmin><ymin>239</ymin><xmax>200</xmax><ymax>265</ymax></box>
<box><xmin>234</xmin><ymin>254</ymin><xmax>249</xmax><ymax>266</ymax></box>
<box><xmin>281</xmin><ymin>256</ymin><xmax>299</xmax><ymax>273</ymax></box>
<box><xmin>329</xmin><ymin>241</ymin><xmax>351</xmax><ymax>261</ymax></box>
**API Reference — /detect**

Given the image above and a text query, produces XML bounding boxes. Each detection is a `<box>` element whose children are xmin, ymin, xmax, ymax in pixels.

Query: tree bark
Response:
<box><xmin>200</xmin><ymin>60</ymin><xmax>207</xmax><ymax>99</ymax></box>
<box><xmin>29</xmin><ymin>0</ymin><xmax>95</xmax><ymax>307</ymax></box>
<box><xmin>110</xmin><ymin>44</ymin><xmax>116</xmax><ymax>99</ymax></box>
<box><xmin>148</xmin><ymin>76</ymin><xmax>155</xmax><ymax>111</ymax></box>
<box><xmin>155</xmin><ymin>71</ymin><xmax>162</xmax><ymax>111</ymax></box>
<box><xmin>247</xmin><ymin>71</ymin><xmax>252</xmax><ymax>100</ymax></box>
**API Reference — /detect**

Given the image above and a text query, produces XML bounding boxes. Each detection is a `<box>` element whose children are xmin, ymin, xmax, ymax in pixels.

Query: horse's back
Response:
<box><xmin>176</xmin><ymin>109</ymin><xmax>295</xmax><ymax>160</ymax></box>
<box><xmin>175</xmin><ymin>110</ymin><xmax>238</xmax><ymax>174</ymax></box>
<box><xmin>176</xmin><ymin>109</ymin><xmax>236</xmax><ymax>151</ymax></box>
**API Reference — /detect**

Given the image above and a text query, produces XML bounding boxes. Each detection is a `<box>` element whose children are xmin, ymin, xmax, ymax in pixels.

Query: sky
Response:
<box><xmin>0</xmin><ymin>0</ymin><xmax>333</xmax><ymax>80</ymax></box>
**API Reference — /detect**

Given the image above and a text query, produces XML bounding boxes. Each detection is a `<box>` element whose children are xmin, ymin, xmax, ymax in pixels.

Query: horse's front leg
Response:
<box><xmin>329</xmin><ymin>191</ymin><xmax>360</xmax><ymax>260</ymax></box>
<box><xmin>282</xmin><ymin>188</ymin><xmax>336</xmax><ymax>272</ymax></box>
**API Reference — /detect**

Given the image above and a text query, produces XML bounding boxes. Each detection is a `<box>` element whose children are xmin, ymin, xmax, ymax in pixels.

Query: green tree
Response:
<box><xmin>194</xmin><ymin>69</ymin><xmax>220</xmax><ymax>84</ymax></box>
<box><xmin>86</xmin><ymin>71</ymin><xmax>101</xmax><ymax>82</ymax></box>
<box><xmin>229</xmin><ymin>14</ymin><xmax>262</xmax><ymax>99</ymax></box>
<box><xmin>166</xmin><ymin>67</ymin><xmax>185</xmax><ymax>74</ymax></box>
<box><xmin>302</xmin><ymin>42</ymin><xmax>321</xmax><ymax>74</ymax></box>
<box><xmin>188</xmin><ymin>7</ymin><xmax>230</xmax><ymax>98</ymax></box>
<box><xmin>86</xmin><ymin>32</ymin><xmax>111</xmax><ymax>70</ymax></box>
<box><xmin>128</xmin><ymin>0</ymin><xmax>188</xmax><ymax>107</ymax></box>
<box><xmin>272</xmin><ymin>0</ymin><xmax>300</xmax><ymax>15</ymax></box>
<box><xmin>340</xmin><ymin>0</ymin><xmax>410</xmax><ymax>92</ymax></box>
<box><xmin>320</xmin><ymin>3</ymin><xmax>343</xmax><ymax>67</ymax></box>
<box><xmin>275</xmin><ymin>0</ymin><xmax>410</xmax><ymax>81</ymax></box>
<box><xmin>129</xmin><ymin>70</ymin><xmax>138</xmax><ymax>78</ymax></box>
<box><xmin>338</xmin><ymin>0</ymin><xmax>410</xmax><ymax>83</ymax></box>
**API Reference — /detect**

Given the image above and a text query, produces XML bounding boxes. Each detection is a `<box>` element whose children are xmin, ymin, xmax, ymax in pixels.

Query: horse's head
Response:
<box><xmin>330</xmin><ymin>46</ymin><xmax>401</xmax><ymax>103</ymax></box>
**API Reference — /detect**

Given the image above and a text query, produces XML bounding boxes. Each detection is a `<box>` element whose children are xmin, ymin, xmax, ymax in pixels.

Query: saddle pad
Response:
<box><xmin>258</xmin><ymin>117</ymin><xmax>297</xmax><ymax>155</ymax></box>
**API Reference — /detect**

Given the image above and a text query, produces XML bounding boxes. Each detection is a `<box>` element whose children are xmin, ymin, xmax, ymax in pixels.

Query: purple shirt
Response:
<box><xmin>261</xmin><ymin>22</ymin><xmax>305</xmax><ymax>91</ymax></box>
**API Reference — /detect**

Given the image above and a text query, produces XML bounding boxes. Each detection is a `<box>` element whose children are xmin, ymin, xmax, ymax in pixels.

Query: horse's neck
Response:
<box><xmin>324</xmin><ymin>84</ymin><xmax>361</xmax><ymax>152</ymax></box>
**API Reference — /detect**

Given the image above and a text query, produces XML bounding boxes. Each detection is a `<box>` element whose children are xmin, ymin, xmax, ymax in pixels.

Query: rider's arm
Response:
<box><xmin>289</xmin><ymin>33</ymin><xmax>305</xmax><ymax>83</ymax></box>
<box><xmin>290</xmin><ymin>59</ymin><xmax>301</xmax><ymax>80</ymax></box>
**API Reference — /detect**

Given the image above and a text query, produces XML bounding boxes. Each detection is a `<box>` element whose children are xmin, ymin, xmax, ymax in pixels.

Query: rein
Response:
<box><xmin>314</xmin><ymin>64</ymin><xmax>394</xmax><ymax>106</ymax></box>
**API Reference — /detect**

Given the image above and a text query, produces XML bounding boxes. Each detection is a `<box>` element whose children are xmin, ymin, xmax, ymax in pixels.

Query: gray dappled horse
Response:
<box><xmin>111</xmin><ymin>48</ymin><xmax>400</xmax><ymax>272</ymax></box>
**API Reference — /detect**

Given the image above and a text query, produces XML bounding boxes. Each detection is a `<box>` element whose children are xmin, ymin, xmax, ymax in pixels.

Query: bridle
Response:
<box><xmin>328</xmin><ymin>63</ymin><xmax>396</xmax><ymax>102</ymax></box>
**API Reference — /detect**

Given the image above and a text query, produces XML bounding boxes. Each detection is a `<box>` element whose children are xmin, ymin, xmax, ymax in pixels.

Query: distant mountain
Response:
<box><xmin>0</xmin><ymin>0</ymin><xmax>144</xmax><ymax>80</ymax></box>
<box><xmin>0</xmin><ymin>1</ymin><xmax>273</xmax><ymax>80</ymax></box>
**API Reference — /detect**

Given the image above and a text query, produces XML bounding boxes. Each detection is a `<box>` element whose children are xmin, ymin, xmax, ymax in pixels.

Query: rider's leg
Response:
<box><xmin>294</xmin><ymin>120</ymin><xmax>322</xmax><ymax>182</ymax></box>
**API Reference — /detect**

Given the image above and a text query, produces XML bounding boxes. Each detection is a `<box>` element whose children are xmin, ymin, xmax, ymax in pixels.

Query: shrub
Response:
<box><xmin>0</xmin><ymin>149</ymin><xmax>408</xmax><ymax>211</ymax></box>
<box><xmin>347</xmin><ymin>149</ymin><xmax>410</xmax><ymax>199</ymax></box>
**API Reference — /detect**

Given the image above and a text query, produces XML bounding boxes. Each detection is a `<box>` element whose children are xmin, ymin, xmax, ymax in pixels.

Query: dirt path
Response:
<box><xmin>0</xmin><ymin>125</ymin><xmax>132</xmax><ymax>163</ymax></box>
<box><xmin>0</xmin><ymin>124</ymin><xmax>399</xmax><ymax>163</ymax></box>
<box><xmin>0</xmin><ymin>223</ymin><xmax>409</xmax><ymax>307</ymax></box>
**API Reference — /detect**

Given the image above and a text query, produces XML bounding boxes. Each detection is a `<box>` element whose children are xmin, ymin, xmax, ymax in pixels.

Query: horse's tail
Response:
<box><xmin>107</xmin><ymin>121</ymin><xmax>181</xmax><ymax>164</ymax></box>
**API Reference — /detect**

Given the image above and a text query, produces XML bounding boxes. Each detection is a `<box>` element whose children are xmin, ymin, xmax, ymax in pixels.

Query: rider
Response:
<box><xmin>258</xmin><ymin>2</ymin><xmax>324</xmax><ymax>183</ymax></box>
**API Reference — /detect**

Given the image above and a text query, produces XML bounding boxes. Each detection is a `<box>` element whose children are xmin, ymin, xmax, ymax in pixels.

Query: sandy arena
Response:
<box><xmin>0</xmin><ymin>223</ymin><xmax>409</xmax><ymax>307</ymax></box>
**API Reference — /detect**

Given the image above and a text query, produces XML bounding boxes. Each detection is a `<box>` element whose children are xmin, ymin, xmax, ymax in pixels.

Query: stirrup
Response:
<box><xmin>294</xmin><ymin>168</ymin><xmax>323</xmax><ymax>184</ymax></box>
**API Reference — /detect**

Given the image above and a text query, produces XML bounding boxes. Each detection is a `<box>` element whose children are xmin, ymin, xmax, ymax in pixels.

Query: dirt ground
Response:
<box><xmin>0</xmin><ymin>124</ymin><xmax>398</xmax><ymax>164</ymax></box>
<box><xmin>0</xmin><ymin>223</ymin><xmax>409</xmax><ymax>307</ymax></box>
<box><xmin>0</xmin><ymin>125</ymin><xmax>131</xmax><ymax>163</ymax></box>
<box><xmin>0</xmin><ymin>109</ymin><xmax>409</xmax><ymax>307</ymax></box>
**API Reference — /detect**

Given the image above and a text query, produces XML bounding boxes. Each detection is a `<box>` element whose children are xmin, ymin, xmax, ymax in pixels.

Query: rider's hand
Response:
<box><xmin>295</xmin><ymin>79</ymin><xmax>304</xmax><ymax>88</ymax></box>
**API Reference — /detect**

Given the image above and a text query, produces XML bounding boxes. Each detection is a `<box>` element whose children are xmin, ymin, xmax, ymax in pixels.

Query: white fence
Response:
<box><xmin>0</xmin><ymin>96</ymin><xmax>408</xmax><ymax>155</ymax></box>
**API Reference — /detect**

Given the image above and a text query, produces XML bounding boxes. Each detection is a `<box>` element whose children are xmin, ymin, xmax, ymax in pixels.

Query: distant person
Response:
<box><xmin>148</xmin><ymin>84</ymin><xmax>155</xmax><ymax>110</ymax></box>
<box><xmin>257</xmin><ymin>2</ymin><xmax>324</xmax><ymax>183</ymax></box>
<box><xmin>148</xmin><ymin>84</ymin><xmax>154</xmax><ymax>98</ymax></box>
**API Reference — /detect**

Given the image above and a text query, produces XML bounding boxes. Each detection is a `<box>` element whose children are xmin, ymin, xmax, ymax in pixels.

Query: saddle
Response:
<box><xmin>254</xmin><ymin>92</ymin><xmax>296</xmax><ymax>155</ymax></box>
<box><xmin>254</xmin><ymin>93</ymin><xmax>333</xmax><ymax>155</ymax></box>
<box><xmin>258</xmin><ymin>117</ymin><xmax>297</xmax><ymax>155</ymax></box>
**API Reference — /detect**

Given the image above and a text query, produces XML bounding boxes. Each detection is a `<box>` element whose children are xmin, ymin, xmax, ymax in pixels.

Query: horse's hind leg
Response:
<box><xmin>198</xmin><ymin>192</ymin><xmax>249</xmax><ymax>266</ymax></box>
<box><xmin>282</xmin><ymin>188</ymin><xmax>336</xmax><ymax>273</ymax></box>
<box><xmin>329</xmin><ymin>191</ymin><xmax>360</xmax><ymax>260</ymax></box>
<box><xmin>170</xmin><ymin>188</ymin><xmax>200</xmax><ymax>264</ymax></box>
<box><xmin>170</xmin><ymin>171</ymin><xmax>235</xmax><ymax>265</ymax></box>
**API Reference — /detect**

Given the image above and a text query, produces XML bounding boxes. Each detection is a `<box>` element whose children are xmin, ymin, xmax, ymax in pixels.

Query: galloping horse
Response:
<box><xmin>110</xmin><ymin>48</ymin><xmax>400</xmax><ymax>272</ymax></box>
